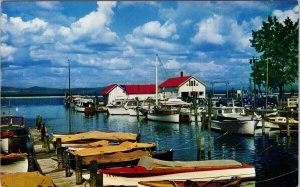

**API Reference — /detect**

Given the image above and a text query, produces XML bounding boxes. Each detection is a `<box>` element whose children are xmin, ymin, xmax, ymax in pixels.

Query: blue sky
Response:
<box><xmin>1</xmin><ymin>1</ymin><xmax>298</xmax><ymax>89</ymax></box>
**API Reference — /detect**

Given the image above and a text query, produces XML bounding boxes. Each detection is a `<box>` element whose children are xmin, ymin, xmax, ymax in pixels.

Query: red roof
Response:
<box><xmin>123</xmin><ymin>85</ymin><xmax>156</xmax><ymax>95</ymax></box>
<box><xmin>101</xmin><ymin>84</ymin><xmax>118</xmax><ymax>95</ymax></box>
<box><xmin>159</xmin><ymin>76</ymin><xmax>191</xmax><ymax>88</ymax></box>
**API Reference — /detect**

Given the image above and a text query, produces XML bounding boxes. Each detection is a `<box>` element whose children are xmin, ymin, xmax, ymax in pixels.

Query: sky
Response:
<box><xmin>1</xmin><ymin>1</ymin><xmax>298</xmax><ymax>90</ymax></box>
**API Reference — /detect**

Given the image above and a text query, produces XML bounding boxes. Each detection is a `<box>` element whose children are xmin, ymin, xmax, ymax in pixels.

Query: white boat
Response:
<box><xmin>147</xmin><ymin>99</ymin><xmax>191</xmax><ymax>123</ymax></box>
<box><xmin>124</xmin><ymin>100</ymin><xmax>143</xmax><ymax>116</ymax></box>
<box><xmin>106</xmin><ymin>98</ymin><xmax>130</xmax><ymax>115</ymax></box>
<box><xmin>211</xmin><ymin>106</ymin><xmax>258</xmax><ymax>136</ymax></box>
<box><xmin>74</xmin><ymin>97</ymin><xmax>95</xmax><ymax>114</ymax></box>
<box><xmin>98</xmin><ymin>156</ymin><xmax>256</xmax><ymax>186</ymax></box>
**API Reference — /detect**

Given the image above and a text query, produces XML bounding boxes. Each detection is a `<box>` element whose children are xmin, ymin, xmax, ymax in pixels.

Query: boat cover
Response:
<box><xmin>138</xmin><ymin>157</ymin><xmax>242</xmax><ymax>170</ymax></box>
<box><xmin>70</xmin><ymin>141</ymin><xmax>156</xmax><ymax>157</ymax></box>
<box><xmin>0</xmin><ymin>153</ymin><xmax>27</xmax><ymax>160</ymax></box>
<box><xmin>0</xmin><ymin>171</ymin><xmax>55</xmax><ymax>187</ymax></box>
<box><xmin>52</xmin><ymin>131</ymin><xmax>138</xmax><ymax>143</ymax></box>
<box><xmin>82</xmin><ymin>149</ymin><xmax>151</xmax><ymax>165</ymax></box>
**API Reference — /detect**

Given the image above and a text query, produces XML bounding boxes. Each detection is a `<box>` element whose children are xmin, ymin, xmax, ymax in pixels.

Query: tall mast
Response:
<box><xmin>155</xmin><ymin>54</ymin><xmax>158</xmax><ymax>106</ymax></box>
<box><xmin>68</xmin><ymin>59</ymin><xmax>71</xmax><ymax>134</ymax></box>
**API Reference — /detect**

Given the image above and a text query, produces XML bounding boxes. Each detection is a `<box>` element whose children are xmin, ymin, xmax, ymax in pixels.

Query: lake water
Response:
<box><xmin>1</xmin><ymin>97</ymin><xmax>298</xmax><ymax>187</ymax></box>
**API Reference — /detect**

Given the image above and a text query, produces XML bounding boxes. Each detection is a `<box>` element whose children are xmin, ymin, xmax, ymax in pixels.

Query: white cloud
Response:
<box><xmin>191</xmin><ymin>14</ymin><xmax>225</xmax><ymax>45</ymax></box>
<box><xmin>1</xmin><ymin>43</ymin><xmax>17</xmax><ymax>62</ymax></box>
<box><xmin>163</xmin><ymin>59</ymin><xmax>182</xmax><ymax>69</ymax></box>
<box><xmin>272</xmin><ymin>5</ymin><xmax>299</xmax><ymax>23</ymax></box>
<box><xmin>182</xmin><ymin>19</ymin><xmax>192</xmax><ymax>26</ymax></box>
<box><xmin>133</xmin><ymin>20</ymin><xmax>177</xmax><ymax>39</ymax></box>
<box><xmin>36</xmin><ymin>2</ymin><xmax>60</xmax><ymax>10</ymax></box>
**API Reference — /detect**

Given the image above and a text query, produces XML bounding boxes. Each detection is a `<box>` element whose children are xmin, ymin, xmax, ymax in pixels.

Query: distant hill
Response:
<box><xmin>1</xmin><ymin>86</ymin><xmax>106</xmax><ymax>97</ymax></box>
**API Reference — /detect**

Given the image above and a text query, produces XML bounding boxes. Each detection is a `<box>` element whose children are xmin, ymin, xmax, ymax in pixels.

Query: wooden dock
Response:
<box><xmin>29</xmin><ymin>127</ymin><xmax>91</xmax><ymax>187</ymax></box>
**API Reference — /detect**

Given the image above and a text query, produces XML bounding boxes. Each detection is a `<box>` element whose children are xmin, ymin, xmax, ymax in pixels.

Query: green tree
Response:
<box><xmin>250</xmin><ymin>16</ymin><xmax>298</xmax><ymax>98</ymax></box>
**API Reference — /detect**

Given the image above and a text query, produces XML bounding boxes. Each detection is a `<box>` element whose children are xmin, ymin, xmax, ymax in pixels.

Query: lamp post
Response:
<box><xmin>249</xmin><ymin>56</ymin><xmax>258</xmax><ymax>111</ymax></box>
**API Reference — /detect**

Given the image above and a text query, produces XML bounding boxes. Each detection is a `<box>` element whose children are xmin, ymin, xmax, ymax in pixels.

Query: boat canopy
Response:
<box><xmin>52</xmin><ymin>131</ymin><xmax>138</xmax><ymax>143</ymax></box>
<box><xmin>71</xmin><ymin>141</ymin><xmax>156</xmax><ymax>157</ymax></box>
<box><xmin>160</xmin><ymin>98</ymin><xmax>191</xmax><ymax>106</ymax></box>
<box><xmin>138</xmin><ymin>156</ymin><xmax>242</xmax><ymax>170</ymax></box>
<box><xmin>0</xmin><ymin>171</ymin><xmax>55</xmax><ymax>187</ymax></box>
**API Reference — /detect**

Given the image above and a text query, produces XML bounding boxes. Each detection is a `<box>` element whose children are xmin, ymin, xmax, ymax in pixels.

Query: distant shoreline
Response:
<box><xmin>1</xmin><ymin>96</ymin><xmax>65</xmax><ymax>99</ymax></box>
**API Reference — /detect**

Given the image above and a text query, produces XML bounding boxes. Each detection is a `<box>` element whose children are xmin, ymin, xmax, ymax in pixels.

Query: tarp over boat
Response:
<box><xmin>82</xmin><ymin>149</ymin><xmax>152</xmax><ymax>165</ymax></box>
<box><xmin>71</xmin><ymin>141</ymin><xmax>156</xmax><ymax>157</ymax></box>
<box><xmin>52</xmin><ymin>131</ymin><xmax>138</xmax><ymax>143</ymax></box>
<box><xmin>0</xmin><ymin>171</ymin><xmax>55</xmax><ymax>187</ymax></box>
<box><xmin>138</xmin><ymin>156</ymin><xmax>242</xmax><ymax>170</ymax></box>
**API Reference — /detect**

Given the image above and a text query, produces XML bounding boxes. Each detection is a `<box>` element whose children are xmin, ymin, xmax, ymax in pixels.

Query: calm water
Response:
<box><xmin>1</xmin><ymin>97</ymin><xmax>298</xmax><ymax>187</ymax></box>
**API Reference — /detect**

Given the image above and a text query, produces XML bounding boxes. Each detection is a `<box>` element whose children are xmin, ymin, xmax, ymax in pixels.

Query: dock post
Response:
<box><xmin>36</xmin><ymin>115</ymin><xmax>42</xmax><ymax>130</ymax></box>
<box><xmin>64</xmin><ymin>151</ymin><xmax>71</xmax><ymax>177</ymax></box>
<box><xmin>193</xmin><ymin>92</ymin><xmax>198</xmax><ymax>126</ymax></box>
<box><xmin>207</xmin><ymin>93</ymin><xmax>212</xmax><ymax>160</ymax></box>
<box><xmin>41</xmin><ymin>123</ymin><xmax>46</xmax><ymax>144</ymax></box>
<box><xmin>286</xmin><ymin>110</ymin><xmax>290</xmax><ymax>137</ymax></box>
<box><xmin>136</xmin><ymin>97</ymin><xmax>140</xmax><ymax>121</ymax></box>
<box><xmin>90</xmin><ymin>160</ymin><xmax>98</xmax><ymax>187</ymax></box>
<box><xmin>44</xmin><ymin>135</ymin><xmax>50</xmax><ymax>152</ymax></box>
<box><xmin>98</xmin><ymin>170</ymin><xmax>103</xmax><ymax>187</ymax></box>
<box><xmin>56</xmin><ymin>138</ymin><xmax>64</xmax><ymax>169</ymax></box>
<box><xmin>262</xmin><ymin>114</ymin><xmax>265</xmax><ymax>135</ymax></box>
<box><xmin>75</xmin><ymin>155</ymin><xmax>83</xmax><ymax>185</ymax></box>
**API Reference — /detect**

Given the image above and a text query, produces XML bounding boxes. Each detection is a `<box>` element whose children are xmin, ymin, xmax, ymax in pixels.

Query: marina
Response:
<box><xmin>0</xmin><ymin>97</ymin><xmax>298</xmax><ymax>186</ymax></box>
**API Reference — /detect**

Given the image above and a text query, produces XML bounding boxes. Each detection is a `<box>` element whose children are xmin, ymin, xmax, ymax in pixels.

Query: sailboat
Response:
<box><xmin>146</xmin><ymin>55</ymin><xmax>191</xmax><ymax>123</ymax></box>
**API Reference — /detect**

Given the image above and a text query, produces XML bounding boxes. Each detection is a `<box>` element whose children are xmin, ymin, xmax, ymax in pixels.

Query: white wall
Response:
<box><xmin>107</xmin><ymin>86</ymin><xmax>127</xmax><ymax>104</ymax></box>
<box><xmin>178</xmin><ymin>77</ymin><xmax>206</xmax><ymax>98</ymax></box>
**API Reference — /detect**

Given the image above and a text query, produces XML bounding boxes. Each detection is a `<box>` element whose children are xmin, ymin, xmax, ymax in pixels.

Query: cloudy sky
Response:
<box><xmin>1</xmin><ymin>1</ymin><xmax>298</xmax><ymax>89</ymax></box>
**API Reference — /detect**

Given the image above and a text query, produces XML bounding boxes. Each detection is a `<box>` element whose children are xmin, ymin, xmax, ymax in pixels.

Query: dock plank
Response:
<box><xmin>29</xmin><ymin>128</ymin><xmax>91</xmax><ymax>187</ymax></box>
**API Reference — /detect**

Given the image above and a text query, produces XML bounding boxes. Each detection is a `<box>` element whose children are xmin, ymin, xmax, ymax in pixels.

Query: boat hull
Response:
<box><xmin>147</xmin><ymin>113</ymin><xmax>179</xmax><ymax>123</ymax></box>
<box><xmin>107</xmin><ymin>106</ymin><xmax>129</xmax><ymax>115</ymax></box>
<box><xmin>211</xmin><ymin>119</ymin><xmax>258</xmax><ymax>136</ymax></box>
<box><xmin>101</xmin><ymin>167</ymin><xmax>255</xmax><ymax>186</ymax></box>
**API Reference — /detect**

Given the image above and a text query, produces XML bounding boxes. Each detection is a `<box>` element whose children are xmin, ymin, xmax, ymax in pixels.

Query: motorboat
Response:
<box><xmin>147</xmin><ymin>98</ymin><xmax>191</xmax><ymax>123</ymax></box>
<box><xmin>74</xmin><ymin>97</ymin><xmax>95</xmax><ymax>114</ymax></box>
<box><xmin>1</xmin><ymin>116</ymin><xmax>28</xmax><ymax>153</ymax></box>
<box><xmin>211</xmin><ymin>106</ymin><xmax>258</xmax><ymax>136</ymax></box>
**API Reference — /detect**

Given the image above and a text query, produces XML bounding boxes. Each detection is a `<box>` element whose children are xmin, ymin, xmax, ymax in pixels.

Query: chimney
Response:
<box><xmin>180</xmin><ymin>72</ymin><xmax>183</xmax><ymax>77</ymax></box>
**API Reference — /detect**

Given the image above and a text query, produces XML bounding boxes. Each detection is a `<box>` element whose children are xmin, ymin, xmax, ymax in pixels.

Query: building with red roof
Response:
<box><xmin>159</xmin><ymin>72</ymin><xmax>206</xmax><ymax>100</ymax></box>
<box><xmin>101</xmin><ymin>72</ymin><xmax>206</xmax><ymax>105</ymax></box>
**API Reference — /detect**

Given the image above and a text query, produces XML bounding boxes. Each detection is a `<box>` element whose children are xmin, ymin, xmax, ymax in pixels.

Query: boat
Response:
<box><xmin>66</xmin><ymin>141</ymin><xmax>173</xmax><ymax>169</ymax></box>
<box><xmin>0</xmin><ymin>153</ymin><xmax>28</xmax><ymax>173</ymax></box>
<box><xmin>138</xmin><ymin>177</ymin><xmax>254</xmax><ymax>187</ymax></box>
<box><xmin>1</xmin><ymin>116</ymin><xmax>28</xmax><ymax>153</ymax></box>
<box><xmin>147</xmin><ymin>99</ymin><xmax>191</xmax><ymax>123</ymax></box>
<box><xmin>74</xmin><ymin>97</ymin><xmax>95</xmax><ymax>114</ymax></box>
<box><xmin>267</xmin><ymin>116</ymin><xmax>298</xmax><ymax>134</ymax></box>
<box><xmin>52</xmin><ymin>130</ymin><xmax>139</xmax><ymax>146</ymax></box>
<box><xmin>124</xmin><ymin>100</ymin><xmax>143</xmax><ymax>116</ymax></box>
<box><xmin>211</xmin><ymin>106</ymin><xmax>258</xmax><ymax>136</ymax></box>
<box><xmin>106</xmin><ymin>98</ymin><xmax>130</xmax><ymax>115</ymax></box>
<box><xmin>0</xmin><ymin>171</ymin><xmax>55</xmax><ymax>186</ymax></box>
<box><xmin>98</xmin><ymin>156</ymin><xmax>256</xmax><ymax>186</ymax></box>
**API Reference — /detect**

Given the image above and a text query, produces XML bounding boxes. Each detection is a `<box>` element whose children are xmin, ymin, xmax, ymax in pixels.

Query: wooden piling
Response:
<box><xmin>207</xmin><ymin>93</ymin><xmax>212</xmax><ymax>160</ymax></box>
<box><xmin>64</xmin><ymin>151</ymin><xmax>71</xmax><ymax>177</ymax></box>
<box><xmin>41</xmin><ymin>123</ymin><xmax>46</xmax><ymax>143</ymax></box>
<box><xmin>90</xmin><ymin>160</ymin><xmax>98</xmax><ymax>187</ymax></box>
<box><xmin>75</xmin><ymin>155</ymin><xmax>83</xmax><ymax>185</ymax></box>
<box><xmin>136</xmin><ymin>97</ymin><xmax>140</xmax><ymax>121</ymax></box>
<box><xmin>286</xmin><ymin>110</ymin><xmax>290</xmax><ymax>137</ymax></box>
<box><xmin>262</xmin><ymin>114</ymin><xmax>265</xmax><ymax>135</ymax></box>
<box><xmin>56</xmin><ymin>138</ymin><xmax>64</xmax><ymax>169</ymax></box>
<box><xmin>36</xmin><ymin>115</ymin><xmax>42</xmax><ymax>130</ymax></box>
<box><xmin>98</xmin><ymin>170</ymin><xmax>103</xmax><ymax>187</ymax></box>
<box><xmin>44</xmin><ymin>135</ymin><xmax>50</xmax><ymax>152</ymax></box>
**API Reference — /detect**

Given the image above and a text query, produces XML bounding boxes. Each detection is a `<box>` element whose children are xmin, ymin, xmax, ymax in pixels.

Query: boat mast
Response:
<box><xmin>155</xmin><ymin>54</ymin><xmax>158</xmax><ymax>106</ymax></box>
<box><xmin>68</xmin><ymin>59</ymin><xmax>71</xmax><ymax>134</ymax></box>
